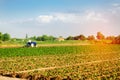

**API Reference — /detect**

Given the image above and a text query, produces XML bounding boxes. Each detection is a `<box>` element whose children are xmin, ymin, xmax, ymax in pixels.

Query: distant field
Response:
<box><xmin>0</xmin><ymin>40</ymin><xmax>91</xmax><ymax>48</ymax></box>
<box><xmin>0</xmin><ymin>45</ymin><xmax>120</xmax><ymax>79</ymax></box>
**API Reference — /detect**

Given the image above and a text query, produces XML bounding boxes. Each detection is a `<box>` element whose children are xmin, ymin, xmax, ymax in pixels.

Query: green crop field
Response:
<box><xmin>0</xmin><ymin>45</ymin><xmax>120</xmax><ymax>80</ymax></box>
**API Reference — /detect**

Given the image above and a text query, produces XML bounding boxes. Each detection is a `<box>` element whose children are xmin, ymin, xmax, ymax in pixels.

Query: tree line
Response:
<box><xmin>0</xmin><ymin>32</ymin><xmax>120</xmax><ymax>44</ymax></box>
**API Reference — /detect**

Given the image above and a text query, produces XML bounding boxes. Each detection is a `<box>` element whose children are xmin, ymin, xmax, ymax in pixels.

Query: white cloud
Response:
<box><xmin>54</xmin><ymin>13</ymin><xmax>81</xmax><ymax>23</ymax></box>
<box><xmin>36</xmin><ymin>15</ymin><xmax>54</xmax><ymax>23</ymax></box>
<box><xmin>0</xmin><ymin>11</ymin><xmax>108</xmax><ymax>25</ymax></box>
<box><xmin>36</xmin><ymin>13</ymin><xmax>79</xmax><ymax>23</ymax></box>
<box><xmin>36</xmin><ymin>11</ymin><xmax>107</xmax><ymax>24</ymax></box>
<box><xmin>85</xmin><ymin>11</ymin><xmax>108</xmax><ymax>23</ymax></box>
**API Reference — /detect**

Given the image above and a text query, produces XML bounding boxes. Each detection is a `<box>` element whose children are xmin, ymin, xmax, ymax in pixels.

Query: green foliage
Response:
<box><xmin>0</xmin><ymin>45</ymin><xmax>120</xmax><ymax>57</ymax></box>
<box><xmin>0</xmin><ymin>45</ymin><xmax>120</xmax><ymax>79</ymax></box>
<box><xmin>0</xmin><ymin>32</ymin><xmax>120</xmax><ymax>45</ymax></box>
<box><xmin>29</xmin><ymin>36</ymin><xmax>36</xmax><ymax>40</ymax></box>
<box><xmin>66</xmin><ymin>36</ymin><xmax>74</xmax><ymax>40</ymax></box>
<box><xmin>2</xmin><ymin>33</ymin><xmax>11</xmax><ymax>41</ymax></box>
<box><xmin>36</xmin><ymin>35</ymin><xmax>56</xmax><ymax>41</ymax></box>
<box><xmin>41</xmin><ymin>35</ymin><xmax>48</xmax><ymax>41</ymax></box>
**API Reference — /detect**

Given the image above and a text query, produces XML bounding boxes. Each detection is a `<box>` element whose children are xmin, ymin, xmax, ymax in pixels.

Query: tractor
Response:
<box><xmin>25</xmin><ymin>40</ymin><xmax>37</xmax><ymax>47</ymax></box>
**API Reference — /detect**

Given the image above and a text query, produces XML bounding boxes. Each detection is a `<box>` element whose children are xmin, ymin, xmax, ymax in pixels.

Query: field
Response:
<box><xmin>0</xmin><ymin>44</ymin><xmax>120</xmax><ymax>80</ymax></box>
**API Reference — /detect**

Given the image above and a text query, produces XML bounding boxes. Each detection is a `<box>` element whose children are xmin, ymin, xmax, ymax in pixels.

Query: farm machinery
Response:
<box><xmin>25</xmin><ymin>40</ymin><xmax>37</xmax><ymax>47</ymax></box>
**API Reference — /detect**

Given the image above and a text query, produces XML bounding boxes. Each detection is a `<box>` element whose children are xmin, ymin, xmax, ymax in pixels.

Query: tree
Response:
<box><xmin>36</xmin><ymin>35</ymin><xmax>56</xmax><ymax>41</ymax></box>
<box><xmin>49</xmin><ymin>36</ymin><xmax>56</xmax><ymax>41</ymax></box>
<box><xmin>79</xmin><ymin>35</ymin><xmax>86</xmax><ymax>40</ymax></box>
<box><xmin>66</xmin><ymin>36</ymin><xmax>74</xmax><ymax>40</ymax></box>
<box><xmin>36</xmin><ymin>36</ymin><xmax>42</xmax><ymax>41</ymax></box>
<box><xmin>106</xmin><ymin>36</ymin><xmax>115</xmax><ymax>40</ymax></box>
<box><xmin>30</xmin><ymin>36</ymin><xmax>36</xmax><ymax>40</ymax></box>
<box><xmin>2</xmin><ymin>33</ymin><xmax>11</xmax><ymax>41</ymax></box>
<box><xmin>96</xmin><ymin>32</ymin><xmax>105</xmax><ymax>40</ymax></box>
<box><xmin>113</xmin><ymin>35</ymin><xmax>120</xmax><ymax>44</ymax></box>
<box><xmin>116</xmin><ymin>35</ymin><xmax>120</xmax><ymax>44</ymax></box>
<box><xmin>87</xmin><ymin>35</ymin><xmax>95</xmax><ymax>40</ymax></box>
<box><xmin>74</xmin><ymin>34</ymin><xmax>86</xmax><ymax>40</ymax></box>
<box><xmin>41</xmin><ymin>35</ymin><xmax>49</xmax><ymax>41</ymax></box>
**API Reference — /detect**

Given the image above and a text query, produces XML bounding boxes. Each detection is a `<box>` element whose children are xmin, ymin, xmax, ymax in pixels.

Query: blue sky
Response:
<box><xmin>0</xmin><ymin>0</ymin><xmax>120</xmax><ymax>38</ymax></box>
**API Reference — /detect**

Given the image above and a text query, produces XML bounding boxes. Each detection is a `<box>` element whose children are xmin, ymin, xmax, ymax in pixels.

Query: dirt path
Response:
<box><xmin>16</xmin><ymin>59</ymin><xmax>119</xmax><ymax>74</ymax></box>
<box><xmin>0</xmin><ymin>76</ymin><xmax>26</xmax><ymax>80</ymax></box>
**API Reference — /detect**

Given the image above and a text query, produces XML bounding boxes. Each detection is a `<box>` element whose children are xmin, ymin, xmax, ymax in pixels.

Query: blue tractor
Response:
<box><xmin>26</xmin><ymin>40</ymin><xmax>37</xmax><ymax>47</ymax></box>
